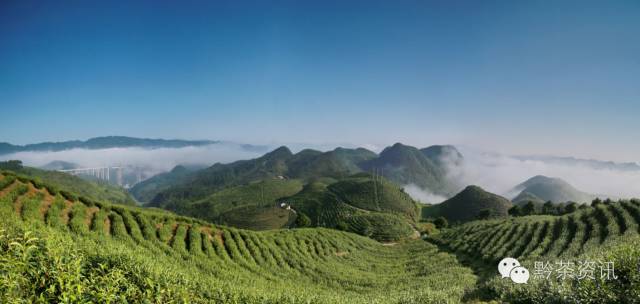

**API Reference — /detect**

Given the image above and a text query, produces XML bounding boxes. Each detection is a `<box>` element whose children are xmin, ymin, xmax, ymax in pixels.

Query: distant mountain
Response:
<box><xmin>510</xmin><ymin>175</ymin><xmax>593</xmax><ymax>204</ymax></box>
<box><xmin>420</xmin><ymin>145</ymin><xmax>464</xmax><ymax>167</ymax></box>
<box><xmin>288</xmin><ymin>147</ymin><xmax>378</xmax><ymax>179</ymax></box>
<box><xmin>513</xmin><ymin>155</ymin><xmax>640</xmax><ymax>171</ymax></box>
<box><xmin>512</xmin><ymin>191</ymin><xmax>546</xmax><ymax>205</ymax></box>
<box><xmin>40</xmin><ymin>160</ymin><xmax>80</xmax><ymax>170</ymax></box>
<box><xmin>424</xmin><ymin>186</ymin><xmax>512</xmax><ymax>223</ymax></box>
<box><xmin>0</xmin><ymin>136</ymin><xmax>218</xmax><ymax>155</ymax></box>
<box><xmin>148</xmin><ymin>143</ymin><xmax>463</xmax><ymax>208</ymax></box>
<box><xmin>148</xmin><ymin>146</ymin><xmax>378</xmax><ymax>208</ymax></box>
<box><xmin>129</xmin><ymin>164</ymin><xmax>207</xmax><ymax>202</ymax></box>
<box><xmin>360</xmin><ymin>143</ymin><xmax>459</xmax><ymax>197</ymax></box>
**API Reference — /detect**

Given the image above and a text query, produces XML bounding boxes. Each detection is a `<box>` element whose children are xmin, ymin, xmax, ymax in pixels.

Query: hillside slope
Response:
<box><xmin>0</xmin><ymin>161</ymin><xmax>135</xmax><ymax>205</ymax></box>
<box><xmin>151</xmin><ymin>173</ymin><xmax>418</xmax><ymax>241</ymax></box>
<box><xmin>430</xmin><ymin>199</ymin><xmax>640</xmax><ymax>302</ymax></box>
<box><xmin>129</xmin><ymin>164</ymin><xmax>204</xmax><ymax>202</ymax></box>
<box><xmin>149</xmin><ymin>146</ymin><xmax>377</xmax><ymax>207</ymax></box>
<box><xmin>360</xmin><ymin>143</ymin><xmax>458</xmax><ymax>197</ymax></box>
<box><xmin>0</xmin><ymin>170</ymin><xmax>476</xmax><ymax>303</ymax></box>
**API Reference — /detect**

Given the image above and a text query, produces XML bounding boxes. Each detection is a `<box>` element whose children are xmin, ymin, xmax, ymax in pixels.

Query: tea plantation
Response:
<box><xmin>431</xmin><ymin>200</ymin><xmax>640</xmax><ymax>303</ymax></box>
<box><xmin>2</xmin><ymin>170</ymin><xmax>638</xmax><ymax>303</ymax></box>
<box><xmin>0</xmin><ymin>171</ymin><xmax>476</xmax><ymax>303</ymax></box>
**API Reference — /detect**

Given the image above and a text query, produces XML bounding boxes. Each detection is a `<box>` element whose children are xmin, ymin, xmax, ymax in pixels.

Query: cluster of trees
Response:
<box><xmin>509</xmin><ymin>198</ymin><xmax>617</xmax><ymax>217</ymax></box>
<box><xmin>0</xmin><ymin>160</ymin><xmax>23</xmax><ymax>171</ymax></box>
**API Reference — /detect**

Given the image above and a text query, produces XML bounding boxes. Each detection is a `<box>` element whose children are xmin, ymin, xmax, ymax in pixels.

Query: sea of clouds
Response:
<box><xmin>0</xmin><ymin>143</ymin><xmax>266</xmax><ymax>177</ymax></box>
<box><xmin>2</xmin><ymin>142</ymin><xmax>639</xmax><ymax>203</ymax></box>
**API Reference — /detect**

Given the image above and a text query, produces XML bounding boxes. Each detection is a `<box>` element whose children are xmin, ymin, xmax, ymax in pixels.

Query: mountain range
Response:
<box><xmin>141</xmin><ymin>143</ymin><xmax>461</xmax><ymax>207</ymax></box>
<box><xmin>0</xmin><ymin>136</ymin><xmax>218</xmax><ymax>155</ymax></box>
<box><xmin>513</xmin><ymin>155</ymin><xmax>640</xmax><ymax>171</ymax></box>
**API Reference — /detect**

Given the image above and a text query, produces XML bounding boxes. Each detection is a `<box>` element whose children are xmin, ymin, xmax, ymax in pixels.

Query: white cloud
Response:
<box><xmin>0</xmin><ymin>143</ymin><xmax>264</xmax><ymax>177</ymax></box>
<box><xmin>449</xmin><ymin>147</ymin><xmax>640</xmax><ymax>199</ymax></box>
<box><xmin>403</xmin><ymin>183</ymin><xmax>448</xmax><ymax>204</ymax></box>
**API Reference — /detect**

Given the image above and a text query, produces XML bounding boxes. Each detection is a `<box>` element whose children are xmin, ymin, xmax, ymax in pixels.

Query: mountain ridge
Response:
<box><xmin>0</xmin><ymin>136</ymin><xmax>219</xmax><ymax>155</ymax></box>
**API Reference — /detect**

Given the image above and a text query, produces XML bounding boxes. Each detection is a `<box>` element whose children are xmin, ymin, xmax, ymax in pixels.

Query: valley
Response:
<box><xmin>4</xmin><ymin>1</ymin><xmax>639</xmax><ymax>302</ymax></box>
<box><xmin>1</xmin><ymin>146</ymin><xmax>639</xmax><ymax>303</ymax></box>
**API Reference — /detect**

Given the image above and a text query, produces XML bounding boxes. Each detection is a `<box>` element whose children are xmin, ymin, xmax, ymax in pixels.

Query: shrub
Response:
<box><xmin>0</xmin><ymin>160</ymin><xmax>23</xmax><ymax>171</ymax></box>
<box><xmin>44</xmin><ymin>184</ymin><xmax>59</xmax><ymax>196</ymax></box>
<box><xmin>60</xmin><ymin>190</ymin><xmax>77</xmax><ymax>202</ymax></box>
<box><xmin>434</xmin><ymin>216</ymin><xmax>448</xmax><ymax>229</ymax></box>
<box><xmin>295</xmin><ymin>213</ymin><xmax>311</xmax><ymax>228</ymax></box>
<box><xmin>79</xmin><ymin>196</ymin><xmax>96</xmax><ymax>207</ymax></box>
<box><xmin>508</xmin><ymin>206</ymin><xmax>521</xmax><ymax>216</ymax></box>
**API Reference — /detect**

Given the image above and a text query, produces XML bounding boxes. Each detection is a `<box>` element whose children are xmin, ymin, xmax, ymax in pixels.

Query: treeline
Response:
<box><xmin>509</xmin><ymin>198</ymin><xmax>632</xmax><ymax>217</ymax></box>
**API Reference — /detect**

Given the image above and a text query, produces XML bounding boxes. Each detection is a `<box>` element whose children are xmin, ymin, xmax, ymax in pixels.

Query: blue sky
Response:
<box><xmin>1</xmin><ymin>1</ymin><xmax>639</xmax><ymax>161</ymax></box>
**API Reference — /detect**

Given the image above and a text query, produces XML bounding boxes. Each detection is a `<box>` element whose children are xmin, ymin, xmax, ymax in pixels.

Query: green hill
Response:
<box><xmin>0</xmin><ymin>170</ymin><xmax>477</xmax><ymax>303</ymax></box>
<box><xmin>283</xmin><ymin>174</ymin><xmax>418</xmax><ymax>241</ymax></box>
<box><xmin>287</xmin><ymin>147</ymin><xmax>377</xmax><ymax>179</ymax></box>
<box><xmin>143</xmin><ymin>145</ymin><xmax>457</xmax><ymax>238</ymax></box>
<box><xmin>152</xmin><ymin>173</ymin><xmax>417</xmax><ymax>241</ymax></box>
<box><xmin>148</xmin><ymin>146</ymin><xmax>295</xmax><ymax>208</ymax></box>
<box><xmin>178</xmin><ymin>178</ymin><xmax>304</xmax><ymax>227</ymax></box>
<box><xmin>420</xmin><ymin>144</ymin><xmax>464</xmax><ymax>167</ymax></box>
<box><xmin>511</xmin><ymin>175</ymin><xmax>593</xmax><ymax>204</ymax></box>
<box><xmin>0</xmin><ymin>161</ymin><xmax>135</xmax><ymax>206</ymax></box>
<box><xmin>149</xmin><ymin>146</ymin><xmax>376</xmax><ymax>208</ymax></box>
<box><xmin>360</xmin><ymin>143</ymin><xmax>458</xmax><ymax>197</ymax></box>
<box><xmin>147</xmin><ymin>144</ymin><xmax>461</xmax><ymax>210</ymax></box>
<box><xmin>327</xmin><ymin>174</ymin><xmax>418</xmax><ymax>217</ymax></box>
<box><xmin>424</xmin><ymin>185</ymin><xmax>512</xmax><ymax>223</ymax></box>
<box><xmin>129</xmin><ymin>164</ymin><xmax>204</xmax><ymax>202</ymax></box>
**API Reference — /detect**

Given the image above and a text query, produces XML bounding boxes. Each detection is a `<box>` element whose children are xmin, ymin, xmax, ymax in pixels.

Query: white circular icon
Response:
<box><xmin>498</xmin><ymin>257</ymin><xmax>521</xmax><ymax>278</ymax></box>
<box><xmin>509</xmin><ymin>266</ymin><xmax>530</xmax><ymax>284</ymax></box>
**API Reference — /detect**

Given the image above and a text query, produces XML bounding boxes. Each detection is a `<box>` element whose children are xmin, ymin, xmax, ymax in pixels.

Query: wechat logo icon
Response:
<box><xmin>498</xmin><ymin>257</ymin><xmax>529</xmax><ymax>284</ymax></box>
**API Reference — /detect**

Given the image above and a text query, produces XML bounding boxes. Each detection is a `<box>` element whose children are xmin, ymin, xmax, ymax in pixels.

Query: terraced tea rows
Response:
<box><xmin>0</xmin><ymin>172</ymin><xmax>476</xmax><ymax>303</ymax></box>
<box><xmin>435</xmin><ymin>200</ymin><xmax>640</xmax><ymax>263</ymax></box>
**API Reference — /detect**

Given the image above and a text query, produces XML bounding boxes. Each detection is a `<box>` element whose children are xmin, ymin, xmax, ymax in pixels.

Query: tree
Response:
<box><xmin>522</xmin><ymin>201</ymin><xmax>536</xmax><ymax>216</ymax></box>
<box><xmin>360</xmin><ymin>220</ymin><xmax>374</xmax><ymax>237</ymax></box>
<box><xmin>592</xmin><ymin>198</ymin><xmax>602</xmax><ymax>207</ymax></box>
<box><xmin>542</xmin><ymin>201</ymin><xmax>555</xmax><ymax>215</ymax></box>
<box><xmin>295</xmin><ymin>213</ymin><xmax>311</xmax><ymax>228</ymax></box>
<box><xmin>0</xmin><ymin>160</ymin><xmax>23</xmax><ymax>171</ymax></box>
<box><xmin>434</xmin><ymin>216</ymin><xmax>448</xmax><ymax>229</ymax></box>
<box><xmin>335</xmin><ymin>220</ymin><xmax>348</xmax><ymax>231</ymax></box>
<box><xmin>564</xmin><ymin>202</ymin><xmax>578</xmax><ymax>214</ymax></box>
<box><xmin>508</xmin><ymin>206</ymin><xmax>521</xmax><ymax>217</ymax></box>
<box><xmin>477</xmin><ymin>209</ymin><xmax>492</xmax><ymax>220</ymax></box>
<box><xmin>603</xmin><ymin>198</ymin><xmax>613</xmax><ymax>205</ymax></box>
